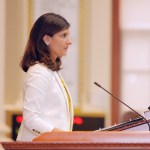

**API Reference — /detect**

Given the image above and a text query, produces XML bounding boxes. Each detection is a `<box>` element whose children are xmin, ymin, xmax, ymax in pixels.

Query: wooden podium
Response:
<box><xmin>1</xmin><ymin>110</ymin><xmax>150</xmax><ymax>150</ymax></box>
<box><xmin>1</xmin><ymin>131</ymin><xmax>150</xmax><ymax>150</ymax></box>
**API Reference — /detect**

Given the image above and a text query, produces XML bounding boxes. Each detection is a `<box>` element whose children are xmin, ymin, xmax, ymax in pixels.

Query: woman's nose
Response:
<box><xmin>67</xmin><ymin>38</ymin><xmax>72</xmax><ymax>45</ymax></box>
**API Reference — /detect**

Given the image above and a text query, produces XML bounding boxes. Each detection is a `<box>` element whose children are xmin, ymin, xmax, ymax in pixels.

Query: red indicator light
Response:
<box><xmin>16</xmin><ymin>116</ymin><xmax>23</xmax><ymax>123</ymax></box>
<box><xmin>73</xmin><ymin>117</ymin><xmax>83</xmax><ymax>125</ymax></box>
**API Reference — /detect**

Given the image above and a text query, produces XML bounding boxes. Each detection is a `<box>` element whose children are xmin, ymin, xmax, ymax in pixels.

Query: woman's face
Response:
<box><xmin>48</xmin><ymin>28</ymin><xmax>72</xmax><ymax>60</ymax></box>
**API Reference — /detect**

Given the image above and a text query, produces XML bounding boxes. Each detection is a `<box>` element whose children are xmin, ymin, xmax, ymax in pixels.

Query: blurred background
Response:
<box><xmin>1</xmin><ymin>0</ymin><xmax>150</xmax><ymax>141</ymax></box>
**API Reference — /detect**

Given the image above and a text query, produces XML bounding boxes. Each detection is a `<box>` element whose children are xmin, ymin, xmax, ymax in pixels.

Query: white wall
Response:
<box><xmin>120</xmin><ymin>0</ymin><xmax>150</xmax><ymax>119</ymax></box>
<box><xmin>80</xmin><ymin>0</ymin><xmax>112</xmax><ymax>126</ymax></box>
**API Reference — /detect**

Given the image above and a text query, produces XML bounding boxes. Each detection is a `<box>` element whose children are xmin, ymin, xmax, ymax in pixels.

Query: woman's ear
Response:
<box><xmin>43</xmin><ymin>35</ymin><xmax>50</xmax><ymax>45</ymax></box>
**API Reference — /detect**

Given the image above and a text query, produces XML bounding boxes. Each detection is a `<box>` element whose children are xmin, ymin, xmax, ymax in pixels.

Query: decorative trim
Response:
<box><xmin>78</xmin><ymin>0</ymin><xmax>87</xmax><ymax>110</ymax></box>
<box><xmin>111</xmin><ymin>0</ymin><xmax>120</xmax><ymax>124</ymax></box>
<box><xmin>28</xmin><ymin>0</ymin><xmax>33</xmax><ymax>32</ymax></box>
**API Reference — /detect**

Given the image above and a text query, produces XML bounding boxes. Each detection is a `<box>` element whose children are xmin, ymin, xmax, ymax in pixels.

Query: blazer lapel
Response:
<box><xmin>52</xmin><ymin>71</ymin><xmax>69</xmax><ymax>110</ymax></box>
<box><xmin>57</xmin><ymin>72</ymin><xmax>74</xmax><ymax>130</ymax></box>
<box><xmin>52</xmin><ymin>71</ymin><xmax>74</xmax><ymax>130</ymax></box>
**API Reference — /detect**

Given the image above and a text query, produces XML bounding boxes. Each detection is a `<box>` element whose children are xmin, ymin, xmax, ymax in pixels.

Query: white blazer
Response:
<box><xmin>16</xmin><ymin>63</ymin><xmax>74</xmax><ymax>141</ymax></box>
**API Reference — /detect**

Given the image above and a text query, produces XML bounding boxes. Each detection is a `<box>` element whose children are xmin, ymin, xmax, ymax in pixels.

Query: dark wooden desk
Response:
<box><xmin>1</xmin><ymin>131</ymin><xmax>150</xmax><ymax>150</ymax></box>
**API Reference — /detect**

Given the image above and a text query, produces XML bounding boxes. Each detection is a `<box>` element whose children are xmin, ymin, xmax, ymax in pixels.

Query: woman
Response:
<box><xmin>16</xmin><ymin>13</ymin><xmax>74</xmax><ymax>141</ymax></box>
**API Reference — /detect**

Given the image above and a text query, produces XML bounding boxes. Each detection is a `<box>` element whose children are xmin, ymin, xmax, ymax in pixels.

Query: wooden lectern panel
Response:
<box><xmin>33</xmin><ymin>131</ymin><xmax>150</xmax><ymax>143</ymax></box>
<box><xmin>2</xmin><ymin>131</ymin><xmax>150</xmax><ymax>150</ymax></box>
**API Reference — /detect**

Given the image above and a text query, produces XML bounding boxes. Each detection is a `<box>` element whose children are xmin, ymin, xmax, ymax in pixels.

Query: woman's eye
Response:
<box><xmin>62</xmin><ymin>34</ymin><xmax>68</xmax><ymax>38</ymax></box>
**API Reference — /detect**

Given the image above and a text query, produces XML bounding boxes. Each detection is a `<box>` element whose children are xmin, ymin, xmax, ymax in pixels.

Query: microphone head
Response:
<box><xmin>94</xmin><ymin>82</ymin><xmax>101</xmax><ymax>88</ymax></box>
<box><xmin>94</xmin><ymin>82</ymin><xmax>98</xmax><ymax>85</ymax></box>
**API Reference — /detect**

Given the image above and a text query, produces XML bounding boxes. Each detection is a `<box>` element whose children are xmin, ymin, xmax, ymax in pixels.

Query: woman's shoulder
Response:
<box><xmin>24</xmin><ymin>63</ymin><xmax>54</xmax><ymax>88</ymax></box>
<box><xmin>29</xmin><ymin>63</ymin><xmax>47</xmax><ymax>70</ymax></box>
<box><xmin>27</xmin><ymin>63</ymin><xmax>53</xmax><ymax>76</ymax></box>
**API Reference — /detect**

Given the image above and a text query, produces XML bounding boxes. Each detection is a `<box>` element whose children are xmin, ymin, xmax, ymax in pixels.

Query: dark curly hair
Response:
<box><xmin>20</xmin><ymin>13</ymin><xmax>70</xmax><ymax>72</ymax></box>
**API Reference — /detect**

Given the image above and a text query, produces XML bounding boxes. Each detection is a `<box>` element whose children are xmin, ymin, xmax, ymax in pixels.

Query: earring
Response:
<box><xmin>45</xmin><ymin>42</ymin><xmax>49</xmax><ymax>46</ymax></box>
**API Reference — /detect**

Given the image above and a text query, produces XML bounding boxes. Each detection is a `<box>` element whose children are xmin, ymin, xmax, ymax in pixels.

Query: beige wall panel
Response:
<box><xmin>79</xmin><ymin>0</ymin><xmax>112</xmax><ymax>126</ymax></box>
<box><xmin>4</xmin><ymin>0</ymin><xmax>28</xmax><ymax>104</ymax></box>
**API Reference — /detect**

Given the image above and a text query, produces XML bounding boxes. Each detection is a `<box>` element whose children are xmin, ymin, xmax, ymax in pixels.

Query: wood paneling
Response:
<box><xmin>111</xmin><ymin>0</ymin><xmax>121</xmax><ymax>124</ymax></box>
<box><xmin>2</xmin><ymin>131</ymin><xmax>150</xmax><ymax>150</ymax></box>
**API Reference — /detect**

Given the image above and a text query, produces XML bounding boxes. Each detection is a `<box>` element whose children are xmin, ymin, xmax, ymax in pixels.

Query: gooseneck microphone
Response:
<box><xmin>94</xmin><ymin>81</ymin><xmax>150</xmax><ymax>131</ymax></box>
